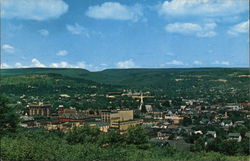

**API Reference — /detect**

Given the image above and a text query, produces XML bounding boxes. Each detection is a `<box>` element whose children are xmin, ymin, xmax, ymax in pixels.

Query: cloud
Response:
<box><xmin>76</xmin><ymin>62</ymin><xmax>87</xmax><ymax>69</ymax></box>
<box><xmin>13</xmin><ymin>59</ymin><xmax>89</xmax><ymax>69</ymax></box>
<box><xmin>2</xmin><ymin>44</ymin><xmax>15</xmax><ymax>53</ymax></box>
<box><xmin>228</xmin><ymin>20</ymin><xmax>249</xmax><ymax>36</ymax></box>
<box><xmin>159</xmin><ymin>0</ymin><xmax>248</xmax><ymax>17</ymax></box>
<box><xmin>31</xmin><ymin>58</ymin><xmax>46</xmax><ymax>67</ymax></box>
<box><xmin>11</xmin><ymin>60</ymin><xmax>104</xmax><ymax>71</ymax></box>
<box><xmin>166</xmin><ymin>52</ymin><xmax>175</xmax><ymax>56</ymax></box>
<box><xmin>56</xmin><ymin>50</ymin><xmax>68</xmax><ymax>56</ymax></box>
<box><xmin>14</xmin><ymin>59</ymin><xmax>46</xmax><ymax>68</ymax></box>
<box><xmin>66</xmin><ymin>23</ymin><xmax>103</xmax><ymax>37</ymax></box>
<box><xmin>193</xmin><ymin>60</ymin><xmax>202</xmax><ymax>65</ymax></box>
<box><xmin>50</xmin><ymin>61</ymin><xmax>72</xmax><ymax>68</ymax></box>
<box><xmin>66</xmin><ymin>23</ymin><xmax>90</xmax><ymax>37</ymax></box>
<box><xmin>15</xmin><ymin>62</ymin><xmax>24</xmax><ymax>68</ymax></box>
<box><xmin>50</xmin><ymin>61</ymin><xmax>87</xmax><ymax>69</ymax></box>
<box><xmin>50</xmin><ymin>61</ymin><xmax>106</xmax><ymax>71</ymax></box>
<box><xmin>86</xmin><ymin>2</ymin><xmax>143</xmax><ymax>21</ymax></box>
<box><xmin>165</xmin><ymin>22</ymin><xmax>217</xmax><ymax>37</ymax></box>
<box><xmin>1</xmin><ymin>63</ymin><xmax>10</xmax><ymax>68</ymax></box>
<box><xmin>38</xmin><ymin>29</ymin><xmax>49</xmax><ymax>36</ymax></box>
<box><xmin>166</xmin><ymin>60</ymin><xmax>184</xmax><ymax>65</ymax></box>
<box><xmin>88</xmin><ymin>63</ymin><xmax>108</xmax><ymax>71</ymax></box>
<box><xmin>116</xmin><ymin>59</ymin><xmax>136</xmax><ymax>68</ymax></box>
<box><xmin>1</xmin><ymin>0</ymin><xmax>68</xmax><ymax>21</ymax></box>
<box><xmin>213</xmin><ymin>60</ymin><xmax>230</xmax><ymax>65</ymax></box>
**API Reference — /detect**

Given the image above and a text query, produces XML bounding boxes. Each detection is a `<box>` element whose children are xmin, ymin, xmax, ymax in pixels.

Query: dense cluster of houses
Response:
<box><xmin>19</xmin><ymin>92</ymin><xmax>250</xmax><ymax>151</ymax></box>
<box><xmin>20</xmin><ymin>102</ymin><xmax>142</xmax><ymax>134</ymax></box>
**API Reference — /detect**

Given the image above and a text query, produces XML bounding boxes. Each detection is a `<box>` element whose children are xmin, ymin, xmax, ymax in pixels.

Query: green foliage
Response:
<box><xmin>0</xmin><ymin>68</ymin><xmax>249</xmax><ymax>160</ymax></box>
<box><xmin>206</xmin><ymin>137</ymin><xmax>250</xmax><ymax>155</ymax></box>
<box><xmin>125</xmin><ymin>125</ymin><xmax>149</xmax><ymax>145</ymax></box>
<box><xmin>181</xmin><ymin>116</ymin><xmax>193</xmax><ymax>126</ymax></box>
<box><xmin>97</xmin><ymin>129</ymin><xmax>124</xmax><ymax>145</ymax></box>
<box><xmin>1</xmin><ymin>68</ymin><xmax>249</xmax><ymax>107</ymax></box>
<box><xmin>0</xmin><ymin>95</ymin><xmax>19</xmax><ymax>137</ymax></box>
<box><xmin>65</xmin><ymin>124</ymin><xmax>100</xmax><ymax>144</ymax></box>
<box><xmin>1</xmin><ymin>128</ymin><xmax>249</xmax><ymax>161</ymax></box>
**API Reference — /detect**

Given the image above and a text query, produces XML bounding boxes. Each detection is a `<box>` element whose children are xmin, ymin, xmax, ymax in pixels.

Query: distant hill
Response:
<box><xmin>1</xmin><ymin>67</ymin><xmax>249</xmax><ymax>108</ymax></box>
<box><xmin>1</xmin><ymin>67</ymin><xmax>248</xmax><ymax>88</ymax></box>
<box><xmin>0</xmin><ymin>68</ymin><xmax>90</xmax><ymax>78</ymax></box>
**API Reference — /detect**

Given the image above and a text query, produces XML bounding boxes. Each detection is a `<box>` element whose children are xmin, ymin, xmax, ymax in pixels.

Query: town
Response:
<box><xmin>1</xmin><ymin>68</ymin><xmax>250</xmax><ymax>160</ymax></box>
<box><xmin>18</xmin><ymin>90</ymin><xmax>250</xmax><ymax>152</ymax></box>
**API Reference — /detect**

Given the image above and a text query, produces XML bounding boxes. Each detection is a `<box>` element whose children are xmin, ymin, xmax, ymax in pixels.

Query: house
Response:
<box><xmin>228</xmin><ymin>133</ymin><xmax>242</xmax><ymax>142</ymax></box>
<box><xmin>206</xmin><ymin>131</ymin><xmax>217</xmax><ymax>138</ymax></box>
<box><xmin>157</xmin><ymin>129</ymin><xmax>171</xmax><ymax>140</ymax></box>
<box><xmin>194</xmin><ymin>130</ymin><xmax>203</xmax><ymax>135</ymax></box>
<box><xmin>164</xmin><ymin>115</ymin><xmax>183</xmax><ymax>124</ymax></box>
<box><xmin>106</xmin><ymin>92</ymin><xmax>122</xmax><ymax>98</ymax></box>
<box><xmin>221</xmin><ymin>120</ymin><xmax>233</xmax><ymax>127</ymax></box>
<box><xmin>145</xmin><ymin>105</ymin><xmax>153</xmax><ymax>113</ymax></box>
<box><xmin>20</xmin><ymin>114</ymin><xmax>35</xmax><ymax>128</ymax></box>
<box><xmin>59</xmin><ymin>94</ymin><xmax>70</xmax><ymax>98</ymax></box>
<box><xmin>152</xmin><ymin>108</ymin><xmax>163</xmax><ymax>120</ymax></box>
<box><xmin>234</xmin><ymin>121</ymin><xmax>245</xmax><ymax>126</ymax></box>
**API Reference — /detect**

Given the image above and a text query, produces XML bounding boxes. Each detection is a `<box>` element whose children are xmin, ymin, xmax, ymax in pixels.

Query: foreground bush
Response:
<box><xmin>1</xmin><ymin>128</ymin><xmax>248</xmax><ymax>161</ymax></box>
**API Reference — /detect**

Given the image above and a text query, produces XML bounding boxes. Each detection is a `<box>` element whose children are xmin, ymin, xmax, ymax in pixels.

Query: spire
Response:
<box><xmin>139</xmin><ymin>93</ymin><xmax>143</xmax><ymax>111</ymax></box>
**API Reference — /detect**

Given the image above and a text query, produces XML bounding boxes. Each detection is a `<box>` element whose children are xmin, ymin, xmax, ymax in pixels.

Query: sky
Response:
<box><xmin>0</xmin><ymin>0</ymin><xmax>249</xmax><ymax>71</ymax></box>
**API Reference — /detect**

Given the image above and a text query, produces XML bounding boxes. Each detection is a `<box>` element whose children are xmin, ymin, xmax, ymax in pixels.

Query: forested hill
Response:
<box><xmin>0</xmin><ymin>67</ymin><xmax>249</xmax><ymax>110</ymax></box>
<box><xmin>1</xmin><ymin>67</ymin><xmax>249</xmax><ymax>87</ymax></box>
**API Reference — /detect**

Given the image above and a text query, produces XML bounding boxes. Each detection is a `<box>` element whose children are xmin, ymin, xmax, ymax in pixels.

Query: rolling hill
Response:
<box><xmin>0</xmin><ymin>67</ymin><xmax>249</xmax><ymax>110</ymax></box>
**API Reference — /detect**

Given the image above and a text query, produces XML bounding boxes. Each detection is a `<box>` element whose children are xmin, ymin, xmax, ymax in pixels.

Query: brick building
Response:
<box><xmin>27</xmin><ymin>102</ymin><xmax>51</xmax><ymax>117</ymax></box>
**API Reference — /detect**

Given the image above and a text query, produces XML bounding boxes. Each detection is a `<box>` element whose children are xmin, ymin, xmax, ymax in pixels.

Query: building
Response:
<box><xmin>87</xmin><ymin>122</ymin><xmax>110</xmax><ymax>132</ymax></box>
<box><xmin>164</xmin><ymin>115</ymin><xmax>183</xmax><ymax>124</ymax></box>
<box><xmin>115</xmin><ymin>119</ymin><xmax>143</xmax><ymax>134</ymax></box>
<box><xmin>27</xmin><ymin>102</ymin><xmax>51</xmax><ymax>117</ymax></box>
<box><xmin>228</xmin><ymin>133</ymin><xmax>242</xmax><ymax>142</ymax></box>
<box><xmin>58</xmin><ymin>107</ymin><xmax>77</xmax><ymax>115</ymax></box>
<box><xmin>106</xmin><ymin>92</ymin><xmax>122</xmax><ymax>98</ymax></box>
<box><xmin>101</xmin><ymin>109</ymin><xmax>133</xmax><ymax>124</ymax></box>
<box><xmin>206</xmin><ymin>131</ymin><xmax>217</xmax><ymax>138</ymax></box>
<box><xmin>101</xmin><ymin>109</ymin><xmax>142</xmax><ymax>133</ymax></box>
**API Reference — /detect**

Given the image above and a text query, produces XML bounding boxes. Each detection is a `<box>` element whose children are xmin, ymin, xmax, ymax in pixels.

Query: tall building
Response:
<box><xmin>101</xmin><ymin>109</ymin><xmax>133</xmax><ymax>124</ymax></box>
<box><xmin>27</xmin><ymin>102</ymin><xmax>51</xmax><ymax>117</ymax></box>
<box><xmin>101</xmin><ymin>109</ymin><xmax>142</xmax><ymax>133</ymax></box>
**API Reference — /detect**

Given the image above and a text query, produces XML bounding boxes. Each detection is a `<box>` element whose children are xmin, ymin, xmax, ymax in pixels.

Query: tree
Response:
<box><xmin>220</xmin><ymin>140</ymin><xmax>240</xmax><ymax>155</ymax></box>
<box><xmin>97</xmin><ymin>129</ymin><xmax>124</xmax><ymax>146</ymax></box>
<box><xmin>239</xmin><ymin>138</ymin><xmax>250</xmax><ymax>155</ymax></box>
<box><xmin>106</xmin><ymin>129</ymin><xmax>123</xmax><ymax>144</ymax></box>
<box><xmin>181</xmin><ymin>117</ymin><xmax>192</xmax><ymax>126</ymax></box>
<box><xmin>125</xmin><ymin>125</ymin><xmax>148</xmax><ymax>145</ymax></box>
<box><xmin>0</xmin><ymin>95</ymin><xmax>19</xmax><ymax>137</ymax></box>
<box><xmin>65</xmin><ymin>124</ymin><xmax>100</xmax><ymax>144</ymax></box>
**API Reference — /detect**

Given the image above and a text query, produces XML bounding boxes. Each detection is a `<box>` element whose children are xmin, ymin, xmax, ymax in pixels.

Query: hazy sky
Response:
<box><xmin>1</xmin><ymin>0</ymin><xmax>249</xmax><ymax>71</ymax></box>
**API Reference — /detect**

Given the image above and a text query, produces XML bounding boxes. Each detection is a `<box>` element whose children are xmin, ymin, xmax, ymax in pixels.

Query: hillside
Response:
<box><xmin>0</xmin><ymin>68</ymin><xmax>249</xmax><ymax>109</ymax></box>
<box><xmin>1</xmin><ymin>67</ymin><xmax>249</xmax><ymax>87</ymax></box>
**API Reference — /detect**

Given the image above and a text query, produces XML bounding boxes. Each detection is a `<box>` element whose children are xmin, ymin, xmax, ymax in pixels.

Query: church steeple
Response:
<box><xmin>139</xmin><ymin>93</ymin><xmax>143</xmax><ymax>111</ymax></box>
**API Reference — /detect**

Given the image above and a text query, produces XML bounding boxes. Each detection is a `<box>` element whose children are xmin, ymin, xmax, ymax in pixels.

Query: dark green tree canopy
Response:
<box><xmin>0</xmin><ymin>95</ymin><xmax>19</xmax><ymax>136</ymax></box>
